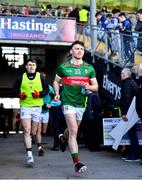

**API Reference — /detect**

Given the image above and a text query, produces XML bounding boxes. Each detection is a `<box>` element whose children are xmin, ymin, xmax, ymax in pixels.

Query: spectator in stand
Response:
<box><xmin>55</xmin><ymin>6</ymin><xmax>62</xmax><ymax>16</ymax></box>
<box><xmin>46</xmin><ymin>2</ymin><xmax>52</xmax><ymax>10</ymax></box>
<box><xmin>41</xmin><ymin>2</ymin><xmax>47</xmax><ymax>12</ymax></box>
<box><xmin>10</xmin><ymin>5</ymin><xmax>19</xmax><ymax>15</ymax></box>
<box><xmin>79</xmin><ymin>6</ymin><xmax>89</xmax><ymax>24</ymax></box>
<box><xmin>110</xmin><ymin>8</ymin><xmax>120</xmax><ymax>28</ymax></box>
<box><xmin>77</xmin><ymin>6</ymin><xmax>89</xmax><ymax>40</ymax></box>
<box><xmin>64</xmin><ymin>6</ymin><xmax>73</xmax><ymax>17</ymax></box>
<box><xmin>68</xmin><ymin>7</ymin><xmax>80</xmax><ymax>23</ymax></box>
<box><xmin>135</xmin><ymin>9</ymin><xmax>142</xmax><ymax>54</ymax></box>
<box><xmin>107</xmin><ymin>8</ymin><xmax>121</xmax><ymax>58</ymax></box>
<box><xmin>95</xmin><ymin>11</ymin><xmax>106</xmax><ymax>28</ymax></box>
<box><xmin>29</xmin><ymin>8</ymin><xmax>39</xmax><ymax>16</ymax></box>
<box><xmin>46</xmin><ymin>2</ymin><xmax>53</xmax><ymax>17</ymax></box>
<box><xmin>118</xmin><ymin>12</ymin><xmax>134</xmax><ymax>65</ymax></box>
<box><xmin>95</xmin><ymin>11</ymin><xmax>106</xmax><ymax>41</ymax></box>
<box><xmin>22</xmin><ymin>5</ymin><xmax>31</xmax><ymax>16</ymax></box>
<box><xmin>104</xmin><ymin>13</ymin><xmax>113</xmax><ymax>29</ymax></box>
<box><xmin>101</xmin><ymin>5</ymin><xmax>108</xmax><ymax>16</ymax></box>
<box><xmin>2</xmin><ymin>6</ymin><xmax>11</xmax><ymax>15</ymax></box>
<box><xmin>103</xmin><ymin>13</ymin><xmax>113</xmax><ymax>53</ymax></box>
<box><xmin>120</xmin><ymin>68</ymin><xmax>140</xmax><ymax>162</ymax></box>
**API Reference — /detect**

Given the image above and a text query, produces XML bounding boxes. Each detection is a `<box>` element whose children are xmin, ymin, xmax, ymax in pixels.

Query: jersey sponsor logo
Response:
<box><xmin>66</xmin><ymin>69</ymin><xmax>72</xmax><ymax>73</ymax></box>
<box><xmin>63</xmin><ymin>76</ymin><xmax>89</xmax><ymax>86</ymax></box>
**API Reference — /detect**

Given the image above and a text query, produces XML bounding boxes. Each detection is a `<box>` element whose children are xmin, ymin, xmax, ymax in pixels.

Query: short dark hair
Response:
<box><xmin>25</xmin><ymin>59</ymin><xmax>37</xmax><ymax>65</ymax></box>
<box><xmin>112</xmin><ymin>8</ymin><xmax>120</xmax><ymax>14</ymax></box>
<box><xmin>106</xmin><ymin>13</ymin><xmax>112</xmax><ymax>19</ymax></box>
<box><xmin>137</xmin><ymin>9</ymin><xmax>142</xmax><ymax>14</ymax></box>
<box><xmin>95</xmin><ymin>11</ymin><xmax>102</xmax><ymax>17</ymax></box>
<box><xmin>71</xmin><ymin>40</ymin><xmax>84</xmax><ymax>49</ymax></box>
<box><xmin>118</xmin><ymin>12</ymin><xmax>126</xmax><ymax>17</ymax></box>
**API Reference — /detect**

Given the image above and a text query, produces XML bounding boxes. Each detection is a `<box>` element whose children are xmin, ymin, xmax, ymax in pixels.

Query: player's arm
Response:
<box><xmin>83</xmin><ymin>77</ymin><xmax>98</xmax><ymax>92</ymax></box>
<box><xmin>89</xmin><ymin>78</ymin><xmax>99</xmax><ymax>92</ymax></box>
<box><xmin>83</xmin><ymin>65</ymin><xmax>99</xmax><ymax>92</ymax></box>
<box><xmin>53</xmin><ymin>75</ymin><xmax>62</xmax><ymax>101</ymax></box>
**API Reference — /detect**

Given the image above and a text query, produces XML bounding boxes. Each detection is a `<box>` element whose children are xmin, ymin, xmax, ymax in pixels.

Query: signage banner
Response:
<box><xmin>101</xmin><ymin>65</ymin><xmax>121</xmax><ymax>105</ymax></box>
<box><xmin>103</xmin><ymin>118</ymin><xmax>142</xmax><ymax>146</ymax></box>
<box><xmin>0</xmin><ymin>15</ymin><xmax>76</xmax><ymax>42</ymax></box>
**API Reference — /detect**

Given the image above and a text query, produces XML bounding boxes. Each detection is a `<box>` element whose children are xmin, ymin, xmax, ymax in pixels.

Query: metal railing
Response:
<box><xmin>76</xmin><ymin>23</ymin><xmax>142</xmax><ymax>68</ymax></box>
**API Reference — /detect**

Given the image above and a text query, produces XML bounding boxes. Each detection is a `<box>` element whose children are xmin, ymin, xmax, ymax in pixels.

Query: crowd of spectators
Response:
<box><xmin>0</xmin><ymin>2</ymin><xmax>90</xmax><ymax>24</ymax></box>
<box><xmin>0</xmin><ymin>2</ymin><xmax>142</xmax><ymax>67</ymax></box>
<box><xmin>95</xmin><ymin>8</ymin><xmax>142</xmax><ymax>66</ymax></box>
<box><xmin>0</xmin><ymin>2</ymin><xmax>82</xmax><ymax>18</ymax></box>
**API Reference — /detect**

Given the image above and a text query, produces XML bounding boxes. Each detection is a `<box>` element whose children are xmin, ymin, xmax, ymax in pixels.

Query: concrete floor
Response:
<box><xmin>0</xmin><ymin>133</ymin><xmax>142</xmax><ymax>179</ymax></box>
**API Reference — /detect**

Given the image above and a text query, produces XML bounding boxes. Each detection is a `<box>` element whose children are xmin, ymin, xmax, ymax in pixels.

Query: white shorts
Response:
<box><xmin>40</xmin><ymin>112</ymin><xmax>49</xmax><ymax>124</ymax></box>
<box><xmin>63</xmin><ymin>105</ymin><xmax>85</xmax><ymax>121</ymax></box>
<box><xmin>20</xmin><ymin>106</ymin><xmax>42</xmax><ymax>122</ymax></box>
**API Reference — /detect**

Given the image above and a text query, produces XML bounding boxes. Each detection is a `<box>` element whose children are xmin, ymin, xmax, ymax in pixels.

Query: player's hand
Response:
<box><xmin>32</xmin><ymin>90</ymin><xmax>40</xmax><ymax>98</ymax></box>
<box><xmin>46</xmin><ymin>104</ymin><xmax>51</xmax><ymax>108</ymax></box>
<box><xmin>54</xmin><ymin>94</ymin><xmax>60</xmax><ymax>101</ymax></box>
<box><xmin>82</xmin><ymin>83</ymin><xmax>89</xmax><ymax>90</ymax></box>
<box><xmin>19</xmin><ymin>92</ymin><xmax>27</xmax><ymax>100</ymax></box>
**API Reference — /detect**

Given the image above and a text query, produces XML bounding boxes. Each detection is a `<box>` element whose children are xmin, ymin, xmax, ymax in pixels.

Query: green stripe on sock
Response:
<box><xmin>71</xmin><ymin>153</ymin><xmax>79</xmax><ymax>158</ymax></box>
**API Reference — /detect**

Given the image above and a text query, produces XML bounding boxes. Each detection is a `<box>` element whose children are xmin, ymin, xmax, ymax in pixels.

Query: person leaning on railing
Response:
<box><xmin>118</xmin><ymin>12</ymin><xmax>134</xmax><ymax>65</ymax></box>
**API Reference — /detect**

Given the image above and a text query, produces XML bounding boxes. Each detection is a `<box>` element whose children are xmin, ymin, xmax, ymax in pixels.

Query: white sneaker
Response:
<box><xmin>26</xmin><ymin>156</ymin><xmax>34</xmax><ymax>167</ymax></box>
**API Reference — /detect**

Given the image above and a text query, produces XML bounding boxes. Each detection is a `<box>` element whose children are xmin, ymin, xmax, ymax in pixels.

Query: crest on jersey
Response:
<box><xmin>85</xmin><ymin>69</ymin><xmax>88</xmax><ymax>73</ymax></box>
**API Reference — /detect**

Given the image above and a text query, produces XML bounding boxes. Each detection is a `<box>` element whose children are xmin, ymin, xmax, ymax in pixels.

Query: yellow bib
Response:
<box><xmin>20</xmin><ymin>72</ymin><xmax>43</xmax><ymax>107</ymax></box>
<box><xmin>79</xmin><ymin>9</ymin><xmax>88</xmax><ymax>22</ymax></box>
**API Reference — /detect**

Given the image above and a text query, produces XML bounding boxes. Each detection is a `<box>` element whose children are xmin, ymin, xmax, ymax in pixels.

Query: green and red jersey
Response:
<box><xmin>56</xmin><ymin>60</ymin><xmax>96</xmax><ymax>108</ymax></box>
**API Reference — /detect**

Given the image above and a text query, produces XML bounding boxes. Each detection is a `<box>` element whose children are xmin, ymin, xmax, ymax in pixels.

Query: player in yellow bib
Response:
<box><xmin>13</xmin><ymin>59</ymin><xmax>49</xmax><ymax>167</ymax></box>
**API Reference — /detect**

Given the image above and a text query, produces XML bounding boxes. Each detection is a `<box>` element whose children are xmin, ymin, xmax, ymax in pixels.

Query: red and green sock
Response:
<box><xmin>71</xmin><ymin>153</ymin><xmax>80</xmax><ymax>164</ymax></box>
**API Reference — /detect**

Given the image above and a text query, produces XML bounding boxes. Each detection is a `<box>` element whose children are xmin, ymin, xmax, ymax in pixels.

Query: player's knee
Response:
<box><xmin>69</xmin><ymin>127</ymin><xmax>78</xmax><ymax>137</ymax></box>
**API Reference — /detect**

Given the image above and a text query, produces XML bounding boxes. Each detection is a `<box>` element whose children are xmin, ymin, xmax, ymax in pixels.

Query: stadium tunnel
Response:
<box><xmin>0</xmin><ymin>42</ymin><xmax>70</xmax><ymax>132</ymax></box>
<box><xmin>0</xmin><ymin>43</ymin><xmax>70</xmax><ymax>97</ymax></box>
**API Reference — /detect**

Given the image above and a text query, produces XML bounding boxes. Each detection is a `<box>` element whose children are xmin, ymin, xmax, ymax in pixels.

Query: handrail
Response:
<box><xmin>76</xmin><ymin>23</ymin><xmax>142</xmax><ymax>68</ymax></box>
